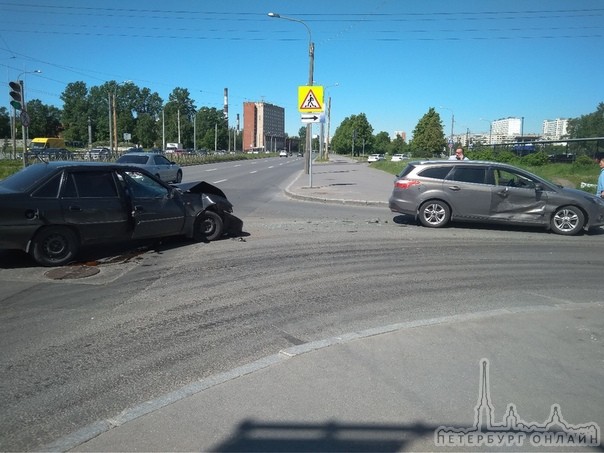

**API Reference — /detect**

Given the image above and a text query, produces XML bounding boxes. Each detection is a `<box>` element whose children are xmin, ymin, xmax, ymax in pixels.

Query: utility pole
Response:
<box><xmin>108</xmin><ymin>92</ymin><xmax>113</xmax><ymax>154</ymax></box>
<box><xmin>20</xmin><ymin>80</ymin><xmax>26</xmax><ymax>161</ymax></box>
<box><xmin>112</xmin><ymin>93</ymin><xmax>118</xmax><ymax>152</ymax></box>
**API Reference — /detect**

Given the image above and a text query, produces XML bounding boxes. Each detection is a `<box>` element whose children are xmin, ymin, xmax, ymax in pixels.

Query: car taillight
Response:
<box><xmin>394</xmin><ymin>179</ymin><xmax>420</xmax><ymax>189</ymax></box>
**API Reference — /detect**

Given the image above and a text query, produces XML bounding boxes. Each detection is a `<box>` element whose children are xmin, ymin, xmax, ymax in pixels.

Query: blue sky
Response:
<box><xmin>1</xmin><ymin>0</ymin><xmax>603</xmax><ymax>140</ymax></box>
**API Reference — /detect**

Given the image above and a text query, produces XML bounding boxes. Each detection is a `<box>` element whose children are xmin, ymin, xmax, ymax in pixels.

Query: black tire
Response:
<box><xmin>175</xmin><ymin>170</ymin><xmax>183</xmax><ymax>183</ymax></box>
<box><xmin>550</xmin><ymin>206</ymin><xmax>584</xmax><ymax>235</ymax></box>
<box><xmin>31</xmin><ymin>226</ymin><xmax>79</xmax><ymax>267</ymax></box>
<box><xmin>418</xmin><ymin>200</ymin><xmax>451</xmax><ymax>228</ymax></box>
<box><xmin>193</xmin><ymin>211</ymin><xmax>224</xmax><ymax>242</ymax></box>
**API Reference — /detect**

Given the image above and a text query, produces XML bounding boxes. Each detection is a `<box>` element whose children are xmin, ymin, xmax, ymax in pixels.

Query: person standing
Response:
<box><xmin>449</xmin><ymin>147</ymin><xmax>468</xmax><ymax>160</ymax></box>
<box><xmin>596</xmin><ymin>153</ymin><xmax>604</xmax><ymax>198</ymax></box>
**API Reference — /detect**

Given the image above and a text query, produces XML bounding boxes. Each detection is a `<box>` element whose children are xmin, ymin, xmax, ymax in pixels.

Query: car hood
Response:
<box><xmin>559</xmin><ymin>186</ymin><xmax>599</xmax><ymax>200</ymax></box>
<box><xmin>0</xmin><ymin>186</ymin><xmax>19</xmax><ymax>196</ymax></box>
<box><xmin>172</xmin><ymin>181</ymin><xmax>227</xmax><ymax>199</ymax></box>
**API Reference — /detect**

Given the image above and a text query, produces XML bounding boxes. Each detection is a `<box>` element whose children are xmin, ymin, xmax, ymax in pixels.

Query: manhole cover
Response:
<box><xmin>45</xmin><ymin>265</ymin><xmax>100</xmax><ymax>280</ymax></box>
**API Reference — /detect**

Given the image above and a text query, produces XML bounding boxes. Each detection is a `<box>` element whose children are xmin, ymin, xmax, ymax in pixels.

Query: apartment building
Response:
<box><xmin>490</xmin><ymin>117</ymin><xmax>522</xmax><ymax>144</ymax></box>
<box><xmin>542</xmin><ymin>118</ymin><xmax>568</xmax><ymax>140</ymax></box>
<box><xmin>243</xmin><ymin>102</ymin><xmax>285</xmax><ymax>152</ymax></box>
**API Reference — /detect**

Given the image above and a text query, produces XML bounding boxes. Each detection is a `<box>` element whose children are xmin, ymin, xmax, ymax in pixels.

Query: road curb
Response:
<box><xmin>284</xmin><ymin>171</ymin><xmax>389</xmax><ymax>207</ymax></box>
<box><xmin>44</xmin><ymin>301</ymin><xmax>603</xmax><ymax>452</ymax></box>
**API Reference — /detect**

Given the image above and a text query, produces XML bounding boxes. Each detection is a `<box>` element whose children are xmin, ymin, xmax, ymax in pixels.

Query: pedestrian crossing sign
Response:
<box><xmin>298</xmin><ymin>85</ymin><xmax>324</xmax><ymax>112</ymax></box>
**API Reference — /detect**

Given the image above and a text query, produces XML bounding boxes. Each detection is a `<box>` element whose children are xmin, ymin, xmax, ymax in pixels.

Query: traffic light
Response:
<box><xmin>9</xmin><ymin>81</ymin><xmax>22</xmax><ymax>110</ymax></box>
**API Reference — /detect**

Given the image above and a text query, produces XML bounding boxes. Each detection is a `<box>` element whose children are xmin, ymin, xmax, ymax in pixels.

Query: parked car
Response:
<box><xmin>87</xmin><ymin>147</ymin><xmax>111</xmax><ymax>161</ymax></box>
<box><xmin>116</xmin><ymin>152</ymin><xmax>182</xmax><ymax>183</ymax></box>
<box><xmin>0</xmin><ymin>161</ymin><xmax>241</xmax><ymax>266</ymax></box>
<box><xmin>367</xmin><ymin>154</ymin><xmax>384</xmax><ymax>163</ymax></box>
<box><xmin>388</xmin><ymin>160</ymin><xmax>604</xmax><ymax>235</ymax></box>
<box><xmin>26</xmin><ymin>148</ymin><xmax>72</xmax><ymax>161</ymax></box>
<box><xmin>391</xmin><ymin>154</ymin><xmax>410</xmax><ymax>162</ymax></box>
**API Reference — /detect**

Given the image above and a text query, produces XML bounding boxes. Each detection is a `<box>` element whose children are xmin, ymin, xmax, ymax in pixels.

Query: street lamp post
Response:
<box><xmin>322</xmin><ymin>83</ymin><xmax>339</xmax><ymax>160</ymax></box>
<box><xmin>268</xmin><ymin>12</ymin><xmax>314</xmax><ymax>181</ymax></box>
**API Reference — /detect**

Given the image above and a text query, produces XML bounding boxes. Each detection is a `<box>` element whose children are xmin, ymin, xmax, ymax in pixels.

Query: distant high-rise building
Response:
<box><xmin>394</xmin><ymin>131</ymin><xmax>407</xmax><ymax>142</ymax></box>
<box><xmin>491</xmin><ymin>117</ymin><xmax>522</xmax><ymax>143</ymax></box>
<box><xmin>542</xmin><ymin>118</ymin><xmax>568</xmax><ymax>140</ymax></box>
<box><xmin>243</xmin><ymin>102</ymin><xmax>285</xmax><ymax>152</ymax></box>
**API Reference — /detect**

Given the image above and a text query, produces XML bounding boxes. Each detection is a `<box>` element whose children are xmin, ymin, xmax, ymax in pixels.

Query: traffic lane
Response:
<box><xmin>182</xmin><ymin>156</ymin><xmax>304</xmax><ymax>219</ymax></box>
<box><xmin>182</xmin><ymin>156</ymin><xmax>302</xmax><ymax>185</ymax></box>
<box><xmin>3</xmin><ymin>199</ymin><xmax>604</xmax><ymax>449</ymax></box>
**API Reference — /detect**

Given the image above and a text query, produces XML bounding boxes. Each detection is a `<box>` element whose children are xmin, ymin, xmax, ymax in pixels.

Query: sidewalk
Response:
<box><xmin>284</xmin><ymin>155</ymin><xmax>394</xmax><ymax>206</ymax></box>
<box><xmin>59</xmin><ymin>303</ymin><xmax>603</xmax><ymax>452</ymax></box>
<box><xmin>46</xmin><ymin>156</ymin><xmax>603</xmax><ymax>452</ymax></box>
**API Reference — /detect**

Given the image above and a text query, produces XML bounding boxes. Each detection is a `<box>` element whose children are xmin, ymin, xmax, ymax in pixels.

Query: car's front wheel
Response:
<box><xmin>175</xmin><ymin>170</ymin><xmax>183</xmax><ymax>183</ymax></box>
<box><xmin>193</xmin><ymin>211</ymin><xmax>224</xmax><ymax>242</ymax></box>
<box><xmin>419</xmin><ymin>200</ymin><xmax>451</xmax><ymax>228</ymax></box>
<box><xmin>550</xmin><ymin>206</ymin><xmax>584</xmax><ymax>235</ymax></box>
<box><xmin>31</xmin><ymin>226</ymin><xmax>79</xmax><ymax>266</ymax></box>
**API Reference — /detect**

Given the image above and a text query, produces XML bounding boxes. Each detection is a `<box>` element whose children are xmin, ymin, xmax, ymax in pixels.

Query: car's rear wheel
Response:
<box><xmin>31</xmin><ymin>226</ymin><xmax>79</xmax><ymax>267</ymax></box>
<box><xmin>550</xmin><ymin>206</ymin><xmax>584</xmax><ymax>235</ymax></box>
<box><xmin>419</xmin><ymin>200</ymin><xmax>451</xmax><ymax>228</ymax></box>
<box><xmin>175</xmin><ymin>170</ymin><xmax>183</xmax><ymax>183</ymax></box>
<box><xmin>193</xmin><ymin>211</ymin><xmax>223</xmax><ymax>242</ymax></box>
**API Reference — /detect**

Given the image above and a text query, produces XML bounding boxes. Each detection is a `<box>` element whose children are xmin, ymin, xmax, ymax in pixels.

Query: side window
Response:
<box><xmin>155</xmin><ymin>155</ymin><xmax>170</xmax><ymax>165</ymax></box>
<box><xmin>67</xmin><ymin>171</ymin><xmax>119</xmax><ymax>198</ymax></box>
<box><xmin>31</xmin><ymin>173</ymin><xmax>62</xmax><ymax>198</ymax></box>
<box><xmin>494</xmin><ymin>169</ymin><xmax>536</xmax><ymax>189</ymax></box>
<box><xmin>417</xmin><ymin>166</ymin><xmax>451</xmax><ymax>180</ymax></box>
<box><xmin>122</xmin><ymin>171</ymin><xmax>169</xmax><ymax>198</ymax></box>
<box><xmin>447</xmin><ymin>167</ymin><xmax>486</xmax><ymax>184</ymax></box>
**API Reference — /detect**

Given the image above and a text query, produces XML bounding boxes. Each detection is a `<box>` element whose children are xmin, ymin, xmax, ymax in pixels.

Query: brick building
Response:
<box><xmin>243</xmin><ymin>102</ymin><xmax>285</xmax><ymax>152</ymax></box>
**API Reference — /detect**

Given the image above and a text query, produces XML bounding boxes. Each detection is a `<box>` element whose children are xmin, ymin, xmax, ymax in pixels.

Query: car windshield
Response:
<box><xmin>0</xmin><ymin>163</ymin><xmax>53</xmax><ymax>192</ymax></box>
<box><xmin>117</xmin><ymin>155</ymin><xmax>148</xmax><ymax>164</ymax></box>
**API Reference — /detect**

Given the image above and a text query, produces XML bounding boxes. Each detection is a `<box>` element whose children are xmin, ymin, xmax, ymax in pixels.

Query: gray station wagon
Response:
<box><xmin>388</xmin><ymin>160</ymin><xmax>604</xmax><ymax>235</ymax></box>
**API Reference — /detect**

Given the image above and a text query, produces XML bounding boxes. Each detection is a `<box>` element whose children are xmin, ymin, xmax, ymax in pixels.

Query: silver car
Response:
<box><xmin>388</xmin><ymin>160</ymin><xmax>604</xmax><ymax>235</ymax></box>
<box><xmin>116</xmin><ymin>152</ymin><xmax>183</xmax><ymax>183</ymax></box>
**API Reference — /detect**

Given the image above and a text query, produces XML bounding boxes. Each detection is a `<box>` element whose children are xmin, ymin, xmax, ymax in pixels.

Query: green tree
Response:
<box><xmin>194</xmin><ymin>107</ymin><xmax>228</xmax><ymax>151</ymax></box>
<box><xmin>331</xmin><ymin>113</ymin><xmax>373</xmax><ymax>155</ymax></box>
<box><xmin>164</xmin><ymin>87</ymin><xmax>197</xmax><ymax>148</ymax></box>
<box><xmin>115</xmin><ymin>81</ymin><xmax>139</xmax><ymax>145</ymax></box>
<box><xmin>135</xmin><ymin>114</ymin><xmax>159</xmax><ymax>148</ymax></box>
<box><xmin>373</xmin><ymin>131</ymin><xmax>391</xmax><ymax>154</ymax></box>
<box><xmin>61</xmin><ymin>81</ymin><xmax>90</xmax><ymax>143</ymax></box>
<box><xmin>0</xmin><ymin>107</ymin><xmax>11</xmax><ymax>138</ymax></box>
<box><xmin>88</xmin><ymin>84</ymin><xmax>113</xmax><ymax>145</ymax></box>
<box><xmin>567</xmin><ymin>102</ymin><xmax>604</xmax><ymax>138</ymax></box>
<box><xmin>390</xmin><ymin>134</ymin><xmax>408</xmax><ymax>155</ymax></box>
<box><xmin>298</xmin><ymin>126</ymin><xmax>306</xmax><ymax>151</ymax></box>
<box><xmin>410</xmin><ymin>107</ymin><xmax>446</xmax><ymax>158</ymax></box>
<box><xmin>25</xmin><ymin>100</ymin><xmax>62</xmax><ymax>138</ymax></box>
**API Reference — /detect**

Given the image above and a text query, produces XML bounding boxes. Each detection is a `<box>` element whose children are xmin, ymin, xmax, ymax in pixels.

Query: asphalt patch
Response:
<box><xmin>45</xmin><ymin>265</ymin><xmax>100</xmax><ymax>280</ymax></box>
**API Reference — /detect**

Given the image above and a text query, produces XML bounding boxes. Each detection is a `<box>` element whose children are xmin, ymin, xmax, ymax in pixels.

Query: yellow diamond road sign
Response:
<box><xmin>298</xmin><ymin>86</ymin><xmax>324</xmax><ymax>113</ymax></box>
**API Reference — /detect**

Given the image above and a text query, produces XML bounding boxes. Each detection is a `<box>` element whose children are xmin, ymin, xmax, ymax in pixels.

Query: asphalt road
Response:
<box><xmin>1</xmin><ymin>157</ymin><xmax>603</xmax><ymax>451</ymax></box>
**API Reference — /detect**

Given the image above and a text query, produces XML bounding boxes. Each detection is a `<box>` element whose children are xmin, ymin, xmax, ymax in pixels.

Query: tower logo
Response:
<box><xmin>434</xmin><ymin>359</ymin><xmax>600</xmax><ymax>448</ymax></box>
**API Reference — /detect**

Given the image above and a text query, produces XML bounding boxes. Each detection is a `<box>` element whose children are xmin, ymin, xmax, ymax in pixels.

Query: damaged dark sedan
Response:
<box><xmin>0</xmin><ymin>161</ymin><xmax>241</xmax><ymax>266</ymax></box>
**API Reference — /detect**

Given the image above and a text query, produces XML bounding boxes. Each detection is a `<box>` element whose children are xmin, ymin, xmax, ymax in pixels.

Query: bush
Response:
<box><xmin>520</xmin><ymin>151</ymin><xmax>549</xmax><ymax>166</ymax></box>
<box><xmin>574</xmin><ymin>155</ymin><xmax>594</xmax><ymax>167</ymax></box>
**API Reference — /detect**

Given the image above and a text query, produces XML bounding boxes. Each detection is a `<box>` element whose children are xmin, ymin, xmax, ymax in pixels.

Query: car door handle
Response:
<box><xmin>448</xmin><ymin>186</ymin><xmax>461</xmax><ymax>191</ymax></box>
<box><xmin>68</xmin><ymin>205</ymin><xmax>82</xmax><ymax>212</ymax></box>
